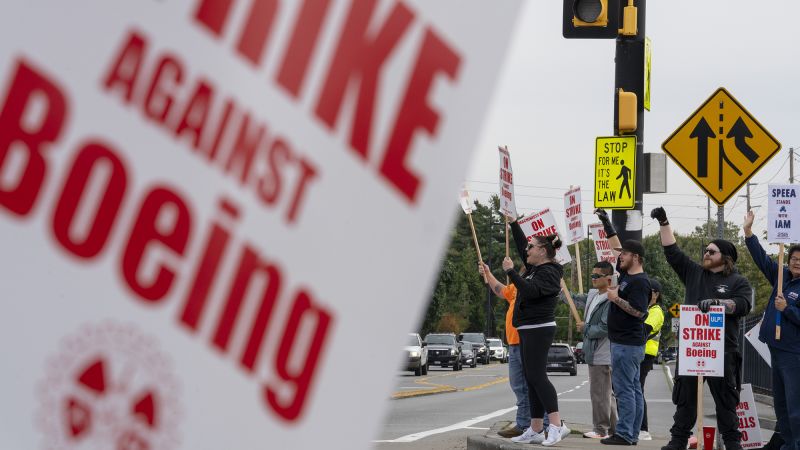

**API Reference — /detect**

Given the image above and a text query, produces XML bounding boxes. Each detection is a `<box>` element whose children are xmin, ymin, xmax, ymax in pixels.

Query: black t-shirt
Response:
<box><xmin>608</xmin><ymin>271</ymin><xmax>650</xmax><ymax>345</ymax></box>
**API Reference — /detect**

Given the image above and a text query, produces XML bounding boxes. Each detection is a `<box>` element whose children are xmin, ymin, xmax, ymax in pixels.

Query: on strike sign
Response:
<box><xmin>563</xmin><ymin>186</ymin><xmax>583</xmax><ymax>245</ymax></box>
<box><xmin>678</xmin><ymin>305</ymin><xmax>726</xmax><ymax>376</ymax></box>
<box><xmin>588</xmin><ymin>222</ymin><xmax>617</xmax><ymax>264</ymax></box>
<box><xmin>737</xmin><ymin>384</ymin><xmax>764</xmax><ymax>449</ymax></box>
<box><xmin>518</xmin><ymin>209</ymin><xmax>572</xmax><ymax>264</ymax></box>
<box><xmin>498</xmin><ymin>146</ymin><xmax>517</xmax><ymax>218</ymax></box>
<box><xmin>0</xmin><ymin>2</ymin><xmax>522</xmax><ymax>449</ymax></box>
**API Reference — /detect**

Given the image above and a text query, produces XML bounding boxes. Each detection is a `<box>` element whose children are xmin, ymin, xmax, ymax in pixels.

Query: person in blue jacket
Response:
<box><xmin>744</xmin><ymin>210</ymin><xmax>800</xmax><ymax>450</ymax></box>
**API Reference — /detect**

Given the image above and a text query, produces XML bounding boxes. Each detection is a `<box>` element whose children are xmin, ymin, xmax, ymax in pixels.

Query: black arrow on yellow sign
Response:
<box><xmin>727</xmin><ymin>117</ymin><xmax>759</xmax><ymax>163</ymax></box>
<box><xmin>690</xmin><ymin>117</ymin><xmax>715</xmax><ymax>177</ymax></box>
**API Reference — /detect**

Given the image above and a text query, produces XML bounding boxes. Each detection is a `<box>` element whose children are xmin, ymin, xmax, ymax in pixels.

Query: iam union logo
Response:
<box><xmin>36</xmin><ymin>322</ymin><xmax>182</xmax><ymax>450</ymax></box>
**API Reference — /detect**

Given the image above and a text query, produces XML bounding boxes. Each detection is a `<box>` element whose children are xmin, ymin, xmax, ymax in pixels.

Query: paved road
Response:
<box><xmin>374</xmin><ymin>361</ymin><xmax>679</xmax><ymax>450</ymax></box>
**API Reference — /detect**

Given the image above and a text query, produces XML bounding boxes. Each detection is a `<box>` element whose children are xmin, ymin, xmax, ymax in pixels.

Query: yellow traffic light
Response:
<box><xmin>573</xmin><ymin>0</ymin><xmax>608</xmax><ymax>27</ymax></box>
<box><xmin>618</xmin><ymin>89</ymin><xmax>637</xmax><ymax>133</ymax></box>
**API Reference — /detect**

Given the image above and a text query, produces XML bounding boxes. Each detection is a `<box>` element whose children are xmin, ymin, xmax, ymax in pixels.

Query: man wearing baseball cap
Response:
<box><xmin>650</xmin><ymin>207</ymin><xmax>752</xmax><ymax>450</ymax></box>
<box><xmin>595</xmin><ymin>210</ymin><xmax>651</xmax><ymax>446</ymax></box>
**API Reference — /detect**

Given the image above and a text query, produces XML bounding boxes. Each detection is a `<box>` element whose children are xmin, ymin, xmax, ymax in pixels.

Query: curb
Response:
<box><xmin>467</xmin><ymin>421</ymin><xmax>588</xmax><ymax>450</ymax></box>
<box><xmin>391</xmin><ymin>385</ymin><xmax>458</xmax><ymax>399</ymax></box>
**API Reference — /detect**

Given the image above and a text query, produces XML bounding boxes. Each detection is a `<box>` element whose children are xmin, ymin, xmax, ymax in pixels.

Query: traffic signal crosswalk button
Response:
<box><xmin>662</xmin><ymin>88</ymin><xmax>781</xmax><ymax>205</ymax></box>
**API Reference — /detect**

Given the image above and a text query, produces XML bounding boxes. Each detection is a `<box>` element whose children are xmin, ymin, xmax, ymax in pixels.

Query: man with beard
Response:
<box><xmin>650</xmin><ymin>207</ymin><xmax>752</xmax><ymax>450</ymax></box>
<box><xmin>595</xmin><ymin>210</ymin><xmax>650</xmax><ymax>446</ymax></box>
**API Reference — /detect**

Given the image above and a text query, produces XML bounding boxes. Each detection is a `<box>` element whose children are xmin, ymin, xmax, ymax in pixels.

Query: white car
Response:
<box><xmin>405</xmin><ymin>333</ymin><xmax>428</xmax><ymax>376</ymax></box>
<box><xmin>487</xmin><ymin>338</ymin><xmax>508</xmax><ymax>363</ymax></box>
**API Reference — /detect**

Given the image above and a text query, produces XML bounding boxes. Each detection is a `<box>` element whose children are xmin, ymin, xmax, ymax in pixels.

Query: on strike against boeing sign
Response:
<box><xmin>0</xmin><ymin>1</ymin><xmax>522</xmax><ymax>449</ymax></box>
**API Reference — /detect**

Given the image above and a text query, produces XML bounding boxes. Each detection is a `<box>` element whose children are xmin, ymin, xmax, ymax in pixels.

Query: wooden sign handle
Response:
<box><xmin>467</xmin><ymin>213</ymin><xmax>487</xmax><ymax>282</ymax></box>
<box><xmin>560</xmin><ymin>279</ymin><xmax>582</xmax><ymax>325</ymax></box>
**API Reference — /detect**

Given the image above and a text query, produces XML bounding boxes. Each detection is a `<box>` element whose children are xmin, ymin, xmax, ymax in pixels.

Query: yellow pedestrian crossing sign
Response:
<box><xmin>594</xmin><ymin>136</ymin><xmax>637</xmax><ymax>209</ymax></box>
<box><xmin>662</xmin><ymin>88</ymin><xmax>781</xmax><ymax>205</ymax></box>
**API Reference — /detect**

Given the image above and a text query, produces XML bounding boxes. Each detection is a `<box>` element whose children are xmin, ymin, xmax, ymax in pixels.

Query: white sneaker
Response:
<box><xmin>584</xmin><ymin>431</ymin><xmax>609</xmax><ymax>439</ymax></box>
<box><xmin>639</xmin><ymin>430</ymin><xmax>653</xmax><ymax>441</ymax></box>
<box><xmin>543</xmin><ymin>422</ymin><xmax>571</xmax><ymax>446</ymax></box>
<box><xmin>511</xmin><ymin>426</ymin><xmax>546</xmax><ymax>444</ymax></box>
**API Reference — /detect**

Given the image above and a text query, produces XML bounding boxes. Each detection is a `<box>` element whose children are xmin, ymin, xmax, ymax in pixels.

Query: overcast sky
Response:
<box><xmin>467</xmin><ymin>0</ymin><xmax>800</xmax><ymax>243</ymax></box>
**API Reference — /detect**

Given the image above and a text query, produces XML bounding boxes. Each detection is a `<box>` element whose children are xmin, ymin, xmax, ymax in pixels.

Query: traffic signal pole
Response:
<box><xmin>612</xmin><ymin>0</ymin><xmax>646</xmax><ymax>243</ymax></box>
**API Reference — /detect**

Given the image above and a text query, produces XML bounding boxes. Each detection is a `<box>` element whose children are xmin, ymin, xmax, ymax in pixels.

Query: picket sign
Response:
<box><xmin>737</xmin><ymin>384</ymin><xmax>764</xmax><ymax>449</ymax></box>
<box><xmin>767</xmin><ymin>184</ymin><xmax>800</xmax><ymax>340</ymax></box>
<box><xmin>0</xmin><ymin>2</ymin><xmax>522</xmax><ymax>449</ymax></box>
<box><xmin>518</xmin><ymin>209</ymin><xmax>572</xmax><ymax>265</ymax></box>
<box><xmin>588</xmin><ymin>223</ymin><xmax>617</xmax><ymax>264</ymax></box>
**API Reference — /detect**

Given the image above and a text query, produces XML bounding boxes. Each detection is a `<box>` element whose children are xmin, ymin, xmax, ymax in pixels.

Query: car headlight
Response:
<box><xmin>450</xmin><ymin>349</ymin><xmax>456</xmax><ymax>355</ymax></box>
<box><xmin>410</xmin><ymin>351</ymin><xmax>419</xmax><ymax>357</ymax></box>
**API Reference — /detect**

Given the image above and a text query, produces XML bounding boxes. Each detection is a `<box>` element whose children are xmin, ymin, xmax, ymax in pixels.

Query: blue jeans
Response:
<box><xmin>508</xmin><ymin>345</ymin><xmax>531</xmax><ymax>429</ymax></box>
<box><xmin>771</xmin><ymin>347</ymin><xmax>800</xmax><ymax>450</ymax></box>
<box><xmin>611</xmin><ymin>342</ymin><xmax>644</xmax><ymax>443</ymax></box>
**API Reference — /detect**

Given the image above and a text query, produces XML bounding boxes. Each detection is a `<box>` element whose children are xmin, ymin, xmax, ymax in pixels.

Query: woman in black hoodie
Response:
<box><xmin>500</xmin><ymin>230</ymin><xmax>569</xmax><ymax>445</ymax></box>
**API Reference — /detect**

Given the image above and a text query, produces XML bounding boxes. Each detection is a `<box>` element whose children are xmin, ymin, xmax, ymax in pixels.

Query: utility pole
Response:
<box><xmin>707</xmin><ymin>197</ymin><xmax>712</xmax><ymax>238</ymax></box>
<box><xmin>791</xmin><ymin>147</ymin><xmax>795</xmax><ymax>183</ymax></box>
<box><xmin>611</xmin><ymin>1</ymin><xmax>646</xmax><ymax>243</ymax></box>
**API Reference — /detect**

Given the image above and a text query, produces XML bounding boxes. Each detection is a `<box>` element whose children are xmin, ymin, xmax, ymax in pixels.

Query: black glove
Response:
<box><xmin>698</xmin><ymin>298</ymin><xmax>720</xmax><ymax>313</ymax></box>
<box><xmin>594</xmin><ymin>208</ymin><xmax>617</xmax><ymax>239</ymax></box>
<box><xmin>650</xmin><ymin>207</ymin><xmax>669</xmax><ymax>226</ymax></box>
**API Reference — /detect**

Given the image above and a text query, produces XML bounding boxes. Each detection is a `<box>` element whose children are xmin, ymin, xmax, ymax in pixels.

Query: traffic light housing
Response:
<box><xmin>563</xmin><ymin>0</ymin><xmax>620</xmax><ymax>39</ymax></box>
<box><xmin>616</xmin><ymin>89</ymin><xmax>637</xmax><ymax>134</ymax></box>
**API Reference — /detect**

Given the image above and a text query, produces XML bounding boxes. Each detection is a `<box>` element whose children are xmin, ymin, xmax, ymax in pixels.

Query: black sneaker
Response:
<box><xmin>661</xmin><ymin>440</ymin><xmax>688</xmax><ymax>450</ymax></box>
<box><xmin>602</xmin><ymin>434</ymin><xmax>636</xmax><ymax>445</ymax></box>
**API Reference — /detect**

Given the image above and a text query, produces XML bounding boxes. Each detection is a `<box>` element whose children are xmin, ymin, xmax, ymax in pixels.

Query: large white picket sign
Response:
<box><xmin>678</xmin><ymin>305</ymin><xmax>725</xmax><ymax>376</ymax></box>
<box><xmin>768</xmin><ymin>184</ymin><xmax>800</xmax><ymax>243</ymax></box>
<box><xmin>563</xmin><ymin>186</ymin><xmax>584</xmax><ymax>245</ymax></box>
<box><xmin>0</xmin><ymin>2</ymin><xmax>522</xmax><ymax>449</ymax></box>
<box><xmin>518</xmin><ymin>209</ymin><xmax>572</xmax><ymax>264</ymax></box>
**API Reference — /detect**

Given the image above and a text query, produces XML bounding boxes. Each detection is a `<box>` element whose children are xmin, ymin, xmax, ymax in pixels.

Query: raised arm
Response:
<box><xmin>743</xmin><ymin>209</ymin><xmax>780</xmax><ymax>285</ymax></box>
<box><xmin>509</xmin><ymin>219</ymin><xmax>532</xmax><ymax>271</ymax></box>
<box><xmin>595</xmin><ymin>209</ymin><xmax>621</xmax><ymax>257</ymax></box>
<box><xmin>479</xmin><ymin>262</ymin><xmax>507</xmax><ymax>298</ymax></box>
<box><xmin>650</xmin><ymin>207</ymin><xmax>699</xmax><ymax>283</ymax></box>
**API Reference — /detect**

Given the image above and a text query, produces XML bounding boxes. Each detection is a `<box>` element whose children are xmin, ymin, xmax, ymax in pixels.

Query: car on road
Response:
<box><xmin>546</xmin><ymin>343</ymin><xmax>577</xmax><ymax>376</ymax></box>
<box><xmin>424</xmin><ymin>333</ymin><xmax>463</xmax><ymax>371</ymax></box>
<box><xmin>487</xmin><ymin>338</ymin><xmax>507</xmax><ymax>363</ymax></box>
<box><xmin>460</xmin><ymin>346</ymin><xmax>477</xmax><ymax>368</ymax></box>
<box><xmin>459</xmin><ymin>332</ymin><xmax>490</xmax><ymax>365</ymax></box>
<box><xmin>658</xmin><ymin>346</ymin><xmax>677</xmax><ymax>364</ymax></box>
<box><xmin>574</xmin><ymin>341</ymin><xmax>585</xmax><ymax>364</ymax></box>
<box><xmin>405</xmin><ymin>333</ymin><xmax>428</xmax><ymax>376</ymax></box>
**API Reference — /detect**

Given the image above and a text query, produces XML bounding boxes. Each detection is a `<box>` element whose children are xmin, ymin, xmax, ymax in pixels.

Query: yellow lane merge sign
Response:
<box><xmin>662</xmin><ymin>88</ymin><xmax>781</xmax><ymax>205</ymax></box>
<box><xmin>669</xmin><ymin>303</ymin><xmax>680</xmax><ymax>318</ymax></box>
<box><xmin>595</xmin><ymin>136</ymin><xmax>637</xmax><ymax>209</ymax></box>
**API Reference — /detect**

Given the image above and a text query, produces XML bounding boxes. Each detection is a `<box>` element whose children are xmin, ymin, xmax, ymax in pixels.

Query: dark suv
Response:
<box><xmin>459</xmin><ymin>332</ymin><xmax>490</xmax><ymax>365</ymax></box>
<box><xmin>424</xmin><ymin>333</ymin><xmax>462</xmax><ymax>371</ymax></box>
<box><xmin>547</xmin><ymin>343</ymin><xmax>577</xmax><ymax>376</ymax></box>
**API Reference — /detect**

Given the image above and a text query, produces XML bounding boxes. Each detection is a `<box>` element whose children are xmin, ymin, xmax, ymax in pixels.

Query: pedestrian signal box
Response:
<box><xmin>594</xmin><ymin>136</ymin><xmax>637</xmax><ymax>209</ymax></box>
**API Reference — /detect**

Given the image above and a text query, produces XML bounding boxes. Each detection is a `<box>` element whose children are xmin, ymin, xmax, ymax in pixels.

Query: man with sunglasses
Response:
<box><xmin>650</xmin><ymin>207</ymin><xmax>752</xmax><ymax>450</ymax></box>
<box><xmin>573</xmin><ymin>261</ymin><xmax>618</xmax><ymax>439</ymax></box>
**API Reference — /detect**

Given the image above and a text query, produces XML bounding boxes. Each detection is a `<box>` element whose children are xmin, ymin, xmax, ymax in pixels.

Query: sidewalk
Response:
<box><xmin>468</xmin><ymin>421</ymin><xmax>669</xmax><ymax>450</ymax></box>
<box><xmin>467</xmin><ymin>365</ymin><xmax>777</xmax><ymax>450</ymax></box>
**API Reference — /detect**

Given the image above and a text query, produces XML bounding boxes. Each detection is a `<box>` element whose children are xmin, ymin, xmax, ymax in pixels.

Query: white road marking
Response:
<box><xmin>372</xmin><ymin>406</ymin><xmax>517</xmax><ymax>443</ymax></box>
<box><xmin>375</xmin><ymin>384</ymin><xmax>584</xmax><ymax>442</ymax></box>
<box><xmin>464</xmin><ymin>427</ymin><xmax>490</xmax><ymax>430</ymax></box>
